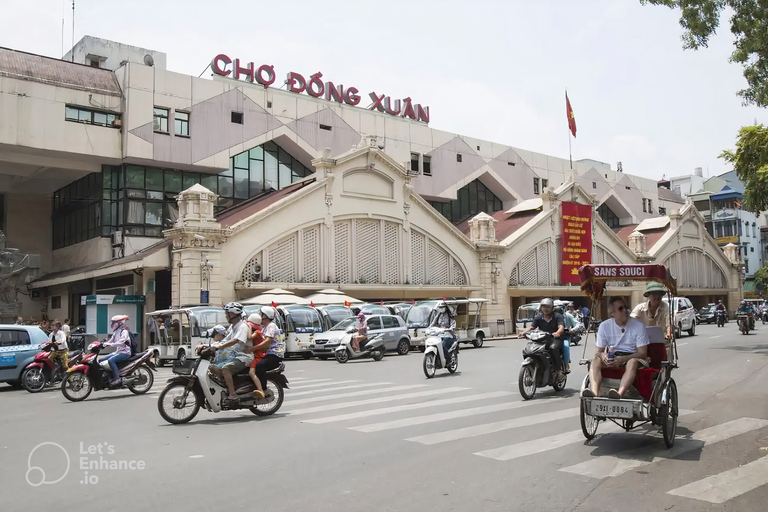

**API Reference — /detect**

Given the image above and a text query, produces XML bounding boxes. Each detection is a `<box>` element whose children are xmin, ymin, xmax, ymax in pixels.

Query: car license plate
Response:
<box><xmin>590</xmin><ymin>400</ymin><xmax>633</xmax><ymax>419</ymax></box>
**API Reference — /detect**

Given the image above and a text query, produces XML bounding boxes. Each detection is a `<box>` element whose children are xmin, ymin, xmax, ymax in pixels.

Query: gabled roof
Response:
<box><xmin>456</xmin><ymin>210</ymin><xmax>540</xmax><ymax>241</ymax></box>
<box><xmin>0</xmin><ymin>46</ymin><xmax>122</xmax><ymax>96</ymax></box>
<box><xmin>711</xmin><ymin>185</ymin><xmax>743</xmax><ymax>201</ymax></box>
<box><xmin>613</xmin><ymin>225</ymin><xmax>669</xmax><ymax>251</ymax></box>
<box><xmin>657</xmin><ymin>186</ymin><xmax>685</xmax><ymax>203</ymax></box>
<box><xmin>216</xmin><ymin>178</ymin><xmax>316</xmax><ymax>227</ymax></box>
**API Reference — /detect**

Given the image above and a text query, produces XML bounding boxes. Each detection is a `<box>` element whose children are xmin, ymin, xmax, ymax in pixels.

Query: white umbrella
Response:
<box><xmin>262</xmin><ymin>288</ymin><xmax>295</xmax><ymax>295</ymax></box>
<box><xmin>303</xmin><ymin>292</ymin><xmax>364</xmax><ymax>305</ymax></box>
<box><xmin>242</xmin><ymin>293</ymin><xmax>310</xmax><ymax>305</ymax></box>
<box><xmin>314</xmin><ymin>289</ymin><xmax>344</xmax><ymax>295</ymax></box>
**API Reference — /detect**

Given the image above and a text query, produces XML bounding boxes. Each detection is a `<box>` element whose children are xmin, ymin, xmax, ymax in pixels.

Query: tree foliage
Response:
<box><xmin>753</xmin><ymin>264</ymin><xmax>768</xmax><ymax>292</ymax></box>
<box><xmin>642</xmin><ymin>0</ymin><xmax>768</xmax><ymax>107</ymax></box>
<box><xmin>720</xmin><ymin>125</ymin><xmax>768</xmax><ymax>212</ymax></box>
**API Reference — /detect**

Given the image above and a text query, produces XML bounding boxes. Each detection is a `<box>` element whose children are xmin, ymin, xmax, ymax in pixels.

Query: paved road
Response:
<box><xmin>1</xmin><ymin>322</ymin><xmax>767</xmax><ymax>511</ymax></box>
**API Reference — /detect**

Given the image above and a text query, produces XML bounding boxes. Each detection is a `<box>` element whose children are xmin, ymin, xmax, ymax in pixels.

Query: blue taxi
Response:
<box><xmin>0</xmin><ymin>325</ymin><xmax>49</xmax><ymax>388</ymax></box>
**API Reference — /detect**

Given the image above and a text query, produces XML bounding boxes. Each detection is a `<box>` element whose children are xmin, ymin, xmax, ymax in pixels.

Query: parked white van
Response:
<box><xmin>406</xmin><ymin>298</ymin><xmax>488</xmax><ymax>350</ymax></box>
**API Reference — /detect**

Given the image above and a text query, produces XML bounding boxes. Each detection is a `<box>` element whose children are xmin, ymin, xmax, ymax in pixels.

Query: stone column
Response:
<box><xmin>164</xmin><ymin>185</ymin><xmax>229</xmax><ymax>307</ymax></box>
<box><xmin>468</xmin><ymin>213</ymin><xmax>509</xmax><ymax>334</ymax></box>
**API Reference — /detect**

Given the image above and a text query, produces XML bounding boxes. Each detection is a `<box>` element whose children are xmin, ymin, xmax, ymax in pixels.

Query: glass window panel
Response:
<box><xmin>78</xmin><ymin>109</ymin><xmax>91</xmax><ymax>123</ymax></box>
<box><xmin>164</xmin><ymin>202</ymin><xmax>179</xmax><ymax>227</ymax></box>
<box><xmin>145</xmin><ymin>202</ymin><xmax>163</xmax><ymax>225</ymax></box>
<box><xmin>102</xmin><ymin>200</ymin><xmax>112</xmax><ymax>225</ymax></box>
<box><xmin>279</xmin><ymin>162</ymin><xmax>291</xmax><ymax>189</ymax></box>
<box><xmin>201</xmin><ymin>174</ymin><xmax>217</xmax><ymax>193</ymax></box>
<box><xmin>265</xmin><ymin>151</ymin><xmax>278</xmax><ymax>190</ymax></box>
<box><xmin>144</xmin><ymin>167</ymin><xmax>163</xmax><ymax>191</ymax></box>
<box><xmin>263</xmin><ymin>141</ymin><xmax>279</xmax><ymax>152</ymax></box>
<box><xmin>183</xmin><ymin>173</ymin><xmax>200</xmax><ymax>190</ymax></box>
<box><xmin>93</xmin><ymin>112</ymin><xmax>107</xmax><ymax>126</ymax></box>
<box><xmin>115</xmin><ymin>201</ymin><xmax>121</xmax><ymax>226</ymax></box>
<box><xmin>469</xmin><ymin>189</ymin><xmax>478</xmax><ymax>214</ymax></box>
<box><xmin>165</xmin><ymin>170</ymin><xmax>182</xmax><ymax>193</ymax></box>
<box><xmin>477</xmin><ymin>187</ymin><xmax>486</xmax><ymax>212</ymax></box>
<box><xmin>125</xmin><ymin>166</ymin><xmax>145</xmax><ymax>188</ymax></box>
<box><xmin>145</xmin><ymin>227</ymin><xmax>162</xmax><ymax>237</ymax></box>
<box><xmin>106</xmin><ymin>114</ymin><xmax>116</xmax><ymax>126</ymax></box>
<box><xmin>65</xmin><ymin>106</ymin><xmax>79</xmax><ymax>121</ymax></box>
<box><xmin>217</xmin><ymin>197</ymin><xmax>234</xmax><ymax>210</ymax></box>
<box><xmin>127</xmin><ymin>201</ymin><xmax>144</xmax><ymax>224</ymax></box>
<box><xmin>125</xmin><ymin>226</ymin><xmax>144</xmax><ymax>236</ymax></box>
<box><xmin>487</xmin><ymin>199</ymin><xmax>494</xmax><ymax>213</ymax></box>
<box><xmin>127</xmin><ymin>189</ymin><xmax>145</xmax><ymax>198</ymax></box>
<box><xmin>234</xmin><ymin>168</ymin><xmax>249</xmax><ymax>199</ymax></box>
<box><xmin>234</xmin><ymin>151</ymin><xmax>249</xmax><ymax>169</ymax></box>
<box><xmin>451</xmin><ymin>197</ymin><xmax>460</xmax><ymax>221</ymax></box>
<box><xmin>249</xmin><ymin>166</ymin><xmax>263</xmax><ymax>196</ymax></box>
<box><xmin>459</xmin><ymin>188</ymin><xmax>470</xmax><ymax>218</ymax></box>
<box><xmin>147</xmin><ymin>191</ymin><xmax>163</xmax><ymax>200</ymax></box>
<box><xmin>218</xmin><ymin>176</ymin><xmax>233</xmax><ymax>198</ymax></box>
<box><xmin>249</xmin><ymin>146</ymin><xmax>264</xmax><ymax>160</ymax></box>
<box><xmin>494</xmin><ymin>198</ymin><xmax>502</xmax><ymax>211</ymax></box>
<box><xmin>102</xmin><ymin>169</ymin><xmax>112</xmax><ymax>189</ymax></box>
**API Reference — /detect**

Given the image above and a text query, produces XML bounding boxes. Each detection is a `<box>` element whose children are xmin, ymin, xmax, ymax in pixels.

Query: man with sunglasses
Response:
<box><xmin>582</xmin><ymin>297</ymin><xmax>649</xmax><ymax>399</ymax></box>
<box><xmin>518</xmin><ymin>298</ymin><xmax>566</xmax><ymax>379</ymax></box>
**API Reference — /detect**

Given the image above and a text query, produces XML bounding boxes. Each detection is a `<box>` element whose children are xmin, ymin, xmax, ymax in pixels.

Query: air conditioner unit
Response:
<box><xmin>111</xmin><ymin>231</ymin><xmax>123</xmax><ymax>247</ymax></box>
<box><xmin>112</xmin><ymin>246</ymin><xmax>123</xmax><ymax>259</ymax></box>
<box><xmin>146</xmin><ymin>279</ymin><xmax>156</xmax><ymax>293</ymax></box>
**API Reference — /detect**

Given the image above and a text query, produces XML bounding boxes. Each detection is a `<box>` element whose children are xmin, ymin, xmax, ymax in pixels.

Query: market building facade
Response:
<box><xmin>0</xmin><ymin>37</ymin><xmax>742</xmax><ymax>338</ymax></box>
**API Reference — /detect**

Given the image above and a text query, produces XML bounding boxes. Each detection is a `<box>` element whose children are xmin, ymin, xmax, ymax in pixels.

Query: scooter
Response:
<box><xmin>60</xmin><ymin>342</ymin><xmax>156</xmax><ymax>401</ymax></box>
<box><xmin>335</xmin><ymin>332</ymin><xmax>386</xmax><ymax>364</ymax></box>
<box><xmin>21</xmin><ymin>341</ymin><xmax>83</xmax><ymax>393</ymax></box>
<box><xmin>761</xmin><ymin>309</ymin><xmax>768</xmax><ymax>325</ymax></box>
<box><xmin>422</xmin><ymin>327</ymin><xmax>458</xmax><ymax>378</ymax></box>
<box><xmin>157</xmin><ymin>346</ymin><xmax>288</xmax><ymax>424</ymax></box>
<box><xmin>518</xmin><ymin>330</ymin><xmax>567</xmax><ymax>400</ymax></box>
<box><xmin>716</xmin><ymin>309</ymin><xmax>726</xmax><ymax>328</ymax></box>
<box><xmin>737</xmin><ymin>314</ymin><xmax>752</xmax><ymax>335</ymax></box>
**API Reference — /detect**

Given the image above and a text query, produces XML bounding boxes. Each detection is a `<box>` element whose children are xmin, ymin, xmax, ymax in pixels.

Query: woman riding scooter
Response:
<box><xmin>352</xmin><ymin>312</ymin><xmax>367</xmax><ymax>353</ymax></box>
<box><xmin>431</xmin><ymin>303</ymin><xmax>456</xmax><ymax>357</ymax></box>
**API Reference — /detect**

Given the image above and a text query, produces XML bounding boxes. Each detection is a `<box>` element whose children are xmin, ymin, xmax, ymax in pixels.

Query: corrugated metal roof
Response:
<box><xmin>0</xmin><ymin>47</ymin><xmax>121</xmax><ymax>96</ymax></box>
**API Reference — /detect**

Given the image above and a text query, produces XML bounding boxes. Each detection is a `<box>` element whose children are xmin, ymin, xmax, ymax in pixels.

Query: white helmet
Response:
<box><xmin>110</xmin><ymin>314</ymin><xmax>129</xmax><ymax>331</ymax></box>
<box><xmin>224</xmin><ymin>302</ymin><xmax>244</xmax><ymax>316</ymax></box>
<box><xmin>247</xmin><ymin>313</ymin><xmax>262</xmax><ymax>324</ymax></box>
<box><xmin>260</xmin><ymin>306</ymin><xmax>276</xmax><ymax>320</ymax></box>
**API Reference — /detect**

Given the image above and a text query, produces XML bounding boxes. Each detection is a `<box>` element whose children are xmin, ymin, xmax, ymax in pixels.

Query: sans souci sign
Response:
<box><xmin>211</xmin><ymin>54</ymin><xmax>430</xmax><ymax>123</ymax></box>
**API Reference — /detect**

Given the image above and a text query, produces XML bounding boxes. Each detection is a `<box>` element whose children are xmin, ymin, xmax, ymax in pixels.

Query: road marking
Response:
<box><xmin>284</xmin><ymin>386</ymin><xmax>460</xmax><ymax>415</ymax></box>
<box><xmin>286</xmin><ymin>384</ymin><xmax>429</xmax><ymax>406</ymax></box>
<box><xmin>560</xmin><ymin>417</ymin><xmax>768</xmax><ymax>479</ymax></box>
<box><xmin>290</xmin><ymin>382</ymin><xmax>391</xmax><ymax>398</ymax></box>
<box><xmin>284</xmin><ymin>378</ymin><xmax>332</xmax><ymax>385</ymax></box>
<box><xmin>304</xmin><ymin>391</ymin><xmax>514</xmax><ymax>424</ymax></box>
<box><xmin>290</xmin><ymin>380</ymin><xmax>360</xmax><ymax>390</ymax></box>
<box><xmin>677</xmin><ymin>342</ymin><xmax>688</xmax><ymax>347</ymax></box>
<box><xmin>667</xmin><ymin>455</ymin><xmax>768</xmax><ymax>504</ymax></box>
<box><xmin>407</xmin><ymin>408</ymin><xmax>579</xmax><ymax>445</ymax></box>
<box><xmin>710</xmin><ymin>335</ymin><xmax>722</xmax><ymax>339</ymax></box>
<box><xmin>351</xmin><ymin>397</ymin><xmax>568</xmax><ymax>433</ymax></box>
<box><xmin>475</xmin><ymin>410</ymin><xmax>696</xmax><ymax>461</ymax></box>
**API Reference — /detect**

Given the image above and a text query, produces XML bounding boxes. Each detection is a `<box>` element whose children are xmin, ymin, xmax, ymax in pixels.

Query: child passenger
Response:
<box><xmin>246</xmin><ymin>313</ymin><xmax>267</xmax><ymax>399</ymax></box>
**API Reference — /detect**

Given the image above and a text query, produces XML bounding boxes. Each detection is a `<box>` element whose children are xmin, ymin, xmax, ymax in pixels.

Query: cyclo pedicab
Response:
<box><xmin>577</xmin><ymin>264</ymin><xmax>680</xmax><ymax>448</ymax></box>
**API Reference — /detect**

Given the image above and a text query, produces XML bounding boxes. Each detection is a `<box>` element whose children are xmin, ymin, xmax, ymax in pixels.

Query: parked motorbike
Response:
<box><xmin>737</xmin><ymin>314</ymin><xmax>752</xmax><ymax>335</ymax></box>
<box><xmin>422</xmin><ymin>327</ymin><xmax>458</xmax><ymax>378</ymax></box>
<box><xmin>157</xmin><ymin>346</ymin><xmax>288</xmax><ymax>424</ymax></box>
<box><xmin>335</xmin><ymin>331</ymin><xmax>386</xmax><ymax>364</ymax></box>
<box><xmin>518</xmin><ymin>330</ymin><xmax>567</xmax><ymax>400</ymax></box>
<box><xmin>716</xmin><ymin>309</ymin><xmax>726</xmax><ymax>328</ymax></box>
<box><xmin>60</xmin><ymin>342</ymin><xmax>155</xmax><ymax>401</ymax></box>
<box><xmin>21</xmin><ymin>341</ymin><xmax>83</xmax><ymax>393</ymax></box>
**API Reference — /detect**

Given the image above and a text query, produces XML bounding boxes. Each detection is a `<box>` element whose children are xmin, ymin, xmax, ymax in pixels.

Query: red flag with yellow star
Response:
<box><xmin>566</xmin><ymin>92</ymin><xmax>577</xmax><ymax>137</ymax></box>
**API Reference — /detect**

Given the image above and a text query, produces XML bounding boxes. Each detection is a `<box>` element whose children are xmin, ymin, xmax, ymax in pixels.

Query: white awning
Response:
<box><xmin>505</xmin><ymin>198</ymin><xmax>543</xmax><ymax>214</ymax></box>
<box><xmin>636</xmin><ymin>216</ymin><xmax>670</xmax><ymax>231</ymax></box>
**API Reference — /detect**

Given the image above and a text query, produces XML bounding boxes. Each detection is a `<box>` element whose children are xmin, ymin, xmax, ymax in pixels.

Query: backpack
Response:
<box><xmin>126</xmin><ymin>330</ymin><xmax>138</xmax><ymax>356</ymax></box>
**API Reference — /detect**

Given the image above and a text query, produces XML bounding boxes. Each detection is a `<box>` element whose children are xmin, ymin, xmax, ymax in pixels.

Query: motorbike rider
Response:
<box><xmin>251</xmin><ymin>306</ymin><xmax>285</xmax><ymax>392</ymax></box>
<box><xmin>430</xmin><ymin>302</ymin><xmax>457</xmax><ymax>358</ymax></box>
<box><xmin>737</xmin><ymin>300</ymin><xmax>755</xmax><ymax>330</ymax></box>
<box><xmin>518</xmin><ymin>298</ymin><xmax>565</xmax><ymax>379</ymax></box>
<box><xmin>209</xmin><ymin>302</ymin><xmax>252</xmax><ymax>401</ymax></box>
<box><xmin>352</xmin><ymin>312</ymin><xmax>368</xmax><ymax>353</ymax></box>
<box><xmin>582</xmin><ymin>297</ymin><xmax>650</xmax><ymax>398</ymax></box>
<box><xmin>48</xmin><ymin>321</ymin><xmax>69</xmax><ymax>371</ymax></box>
<box><xmin>562</xmin><ymin>303</ymin><xmax>581</xmax><ymax>373</ymax></box>
<box><xmin>103</xmin><ymin>315</ymin><xmax>133</xmax><ymax>386</ymax></box>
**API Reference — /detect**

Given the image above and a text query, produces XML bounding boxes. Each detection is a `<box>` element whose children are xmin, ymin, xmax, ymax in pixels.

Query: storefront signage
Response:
<box><xmin>715</xmin><ymin>209</ymin><xmax>735</xmax><ymax>219</ymax></box>
<box><xmin>211</xmin><ymin>54</ymin><xmax>430</xmax><ymax>123</ymax></box>
<box><xmin>81</xmin><ymin>295</ymin><xmax>146</xmax><ymax>305</ymax></box>
<box><xmin>561</xmin><ymin>202</ymin><xmax>592</xmax><ymax>284</ymax></box>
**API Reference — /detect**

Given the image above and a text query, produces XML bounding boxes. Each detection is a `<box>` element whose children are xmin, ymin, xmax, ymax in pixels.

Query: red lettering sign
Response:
<box><xmin>210</xmin><ymin>54</ymin><xmax>429</xmax><ymax>123</ymax></box>
<box><xmin>561</xmin><ymin>202</ymin><xmax>592</xmax><ymax>284</ymax></box>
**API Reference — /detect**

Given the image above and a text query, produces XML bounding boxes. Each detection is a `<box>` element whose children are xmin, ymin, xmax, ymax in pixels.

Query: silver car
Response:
<box><xmin>310</xmin><ymin>314</ymin><xmax>411</xmax><ymax>359</ymax></box>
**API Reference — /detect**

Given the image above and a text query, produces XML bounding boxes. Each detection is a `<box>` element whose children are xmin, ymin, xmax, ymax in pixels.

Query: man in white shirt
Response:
<box><xmin>210</xmin><ymin>302</ymin><xmax>252</xmax><ymax>400</ymax></box>
<box><xmin>582</xmin><ymin>297</ymin><xmax>650</xmax><ymax>399</ymax></box>
<box><xmin>49</xmin><ymin>321</ymin><xmax>69</xmax><ymax>370</ymax></box>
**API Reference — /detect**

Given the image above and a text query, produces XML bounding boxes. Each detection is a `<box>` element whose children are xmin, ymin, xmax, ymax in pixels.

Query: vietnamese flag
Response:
<box><xmin>566</xmin><ymin>92</ymin><xmax>577</xmax><ymax>137</ymax></box>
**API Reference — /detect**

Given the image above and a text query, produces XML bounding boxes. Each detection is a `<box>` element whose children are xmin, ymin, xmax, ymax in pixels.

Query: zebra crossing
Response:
<box><xmin>284</xmin><ymin>376</ymin><xmax>768</xmax><ymax>505</ymax></box>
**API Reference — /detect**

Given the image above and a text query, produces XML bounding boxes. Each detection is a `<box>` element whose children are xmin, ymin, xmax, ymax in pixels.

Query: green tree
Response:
<box><xmin>753</xmin><ymin>263</ymin><xmax>768</xmax><ymax>293</ymax></box>
<box><xmin>642</xmin><ymin>1</ymin><xmax>768</xmax><ymax>107</ymax></box>
<box><xmin>720</xmin><ymin>124</ymin><xmax>768</xmax><ymax>212</ymax></box>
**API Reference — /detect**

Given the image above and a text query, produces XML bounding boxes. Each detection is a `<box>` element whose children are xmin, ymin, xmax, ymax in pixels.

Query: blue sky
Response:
<box><xmin>3</xmin><ymin>0</ymin><xmax>763</xmax><ymax>181</ymax></box>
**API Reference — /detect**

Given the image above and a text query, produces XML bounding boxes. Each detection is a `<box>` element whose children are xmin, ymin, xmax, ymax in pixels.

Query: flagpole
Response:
<box><xmin>566</xmin><ymin>88</ymin><xmax>572</xmax><ymax>169</ymax></box>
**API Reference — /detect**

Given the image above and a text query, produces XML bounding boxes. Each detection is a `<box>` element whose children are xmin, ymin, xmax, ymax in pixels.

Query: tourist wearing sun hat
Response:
<box><xmin>631</xmin><ymin>281</ymin><xmax>673</xmax><ymax>343</ymax></box>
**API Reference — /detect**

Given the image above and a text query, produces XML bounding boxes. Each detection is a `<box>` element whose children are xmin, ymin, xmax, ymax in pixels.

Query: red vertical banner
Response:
<box><xmin>561</xmin><ymin>202</ymin><xmax>592</xmax><ymax>284</ymax></box>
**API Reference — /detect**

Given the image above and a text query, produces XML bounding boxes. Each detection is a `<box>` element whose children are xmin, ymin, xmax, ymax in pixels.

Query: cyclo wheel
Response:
<box><xmin>661</xmin><ymin>378</ymin><xmax>678</xmax><ymax>448</ymax></box>
<box><xmin>580</xmin><ymin>399</ymin><xmax>598</xmax><ymax>440</ymax></box>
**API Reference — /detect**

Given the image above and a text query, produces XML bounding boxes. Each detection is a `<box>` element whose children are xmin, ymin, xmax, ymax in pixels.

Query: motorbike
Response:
<box><xmin>737</xmin><ymin>314</ymin><xmax>752</xmax><ymax>335</ymax></box>
<box><xmin>518</xmin><ymin>330</ymin><xmax>567</xmax><ymax>400</ymax></box>
<box><xmin>422</xmin><ymin>327</ymin><xmax>459</xmax><ymax>378</ymax></box>
<box><xmin>60</xmin><ymin>342</ymin><xmax>156</xmax><ymax>401</ymax></box>
<box><xmin>335</xmin><ymin>331</ymin><xmax>386</xmax><ymax>364</ymax></box>
<box><xmin>157</xmin><ymin>346</ymin><xmax>288</xmax><ymax>424</ymax></box>
<box><xmin>21</xmin><ymin>341</ymin><xmax>83</xmax><ymax>393</ymax></box>
<box><xmin>565</xmin><ymin>324</ymin><xmax>585</xmax><ymax>346</ymax></box>
<box><xmin>716</xmin><ymin>309</ymin><xmax>726</xmax><ymax>328</ymax></box>
<box><xmin>762</xmin><ymin>309</ymin><xmax>768</xmax><ymax>325</ymax></box>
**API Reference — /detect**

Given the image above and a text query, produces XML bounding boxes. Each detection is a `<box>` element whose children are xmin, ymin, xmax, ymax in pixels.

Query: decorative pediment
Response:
<box><xmin>342</xmin><ymin>168</ymin><xmax>394</xmax><ymax>200</ymax></box>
